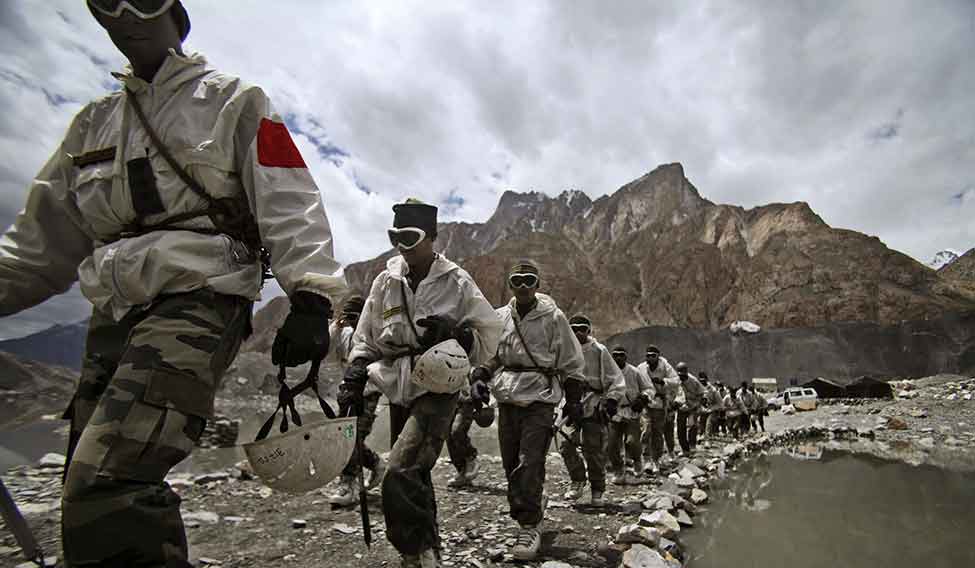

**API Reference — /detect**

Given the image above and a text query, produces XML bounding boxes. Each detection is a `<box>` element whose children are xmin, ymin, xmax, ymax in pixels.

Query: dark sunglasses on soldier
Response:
<box><xmin>387</xmin><ymin>227</ymin><xmax>426</xmax><ymax>251</ymax></box>
<box><xmin>570</xmin><ymin>324</ymin><xmax>590</xmax><ymax>333</ymax></box>
<box><xmin>508</xmin><ymin>272</ymin><xmax>539</xmax><ymax>289</ymax></box>
<box><xmin>88</xmin><ymin>0</ymin><xmax>176</xmax><ymax>18</ymax></box>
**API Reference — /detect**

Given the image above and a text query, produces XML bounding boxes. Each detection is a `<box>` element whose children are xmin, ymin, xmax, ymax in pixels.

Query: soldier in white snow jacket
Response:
<box><xmin>470</xmin><ymin>260</ymin><xmax>585</xmax><ymax>561</ymax></box>
<box><xmin>559</xmin><ymin>315</ymin><xmax>626</xmax><ymax>507</ymax></box>
<box><xmin>637</xmin><ymin>345</ymin><xmax>678</xmax><ymax>468</ymax></box>
<box><xmin>606</xmin><ymin>346</ymin><xmax>654</xmax><ymax>485</ymax></box>
<box><xmin>0</xmin><ymin>2</ymin><xmax>346</xmax><ymax>565</ymax></box>
<box><xmin>338</xmin><ymin>200</ymin><xmax>502</xmax><ymax>568</ymax></box>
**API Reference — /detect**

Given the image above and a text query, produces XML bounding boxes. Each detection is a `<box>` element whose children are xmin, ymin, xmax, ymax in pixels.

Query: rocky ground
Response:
<box><xmin>2</xmin><ymin>373</ymin><xmax>974</xmax><ymax>568</ymax></box>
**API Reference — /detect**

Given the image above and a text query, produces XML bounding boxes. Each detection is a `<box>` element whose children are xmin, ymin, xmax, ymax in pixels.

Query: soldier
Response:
<box><xmin>638</xmin><ymin>345</ymin><xmax>679</xmax><ymax>463</ymax></box>
<box><xmin>697</xmin><ymin>372</ymin><xmax>712</xmax><ymax>437</ymax></box>
<box><xmin>0</xmin><ymin>2</ymin><xmax>347</xmax><ymax>565</ymax></box>
<box><xmin>470</xmin><ymin>259</ymin><xmax>584</xmax><ymax>560</ymax></box>
<box><xmin>330</xmin><ymin>296</ymin><xmax>387</xmax><ymax>505</ymax></box>
<box><xmin>606</xmin><ymin>346</ymin><xmax>653</xmax><ymax>485</ymax></box>
<box><xmin>559</xmin><ymin>315</ymin><xmax>626</xmax><ymax>507</ymax></box>
<box><xmin>675</xmin><ymin>362</ymin><xmax>705</xmax><ymax>456</ymax></box>
<box><xmin>337</xmin><ymin>200</ymin><xmax>502</xmax><ymax>568</ymax></box>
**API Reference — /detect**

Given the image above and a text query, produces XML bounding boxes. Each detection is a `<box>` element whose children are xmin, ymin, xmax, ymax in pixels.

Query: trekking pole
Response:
<box><xmin>0</xmin><ymin>478</ymin><xmax>47</xmax><ymax>567</ymax></box>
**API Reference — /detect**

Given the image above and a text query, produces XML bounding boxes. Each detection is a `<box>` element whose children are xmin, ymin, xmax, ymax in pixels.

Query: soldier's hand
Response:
<box><xmin>338</xmin><ymin>359</ymin><xmax>368</xmax><ymax>416</ymax></box>
<box><xmin>631</xmin><ymin>394</ymin><xmax>649</xmax><ymax>414</ymax></box>
<box><xmin>471</xmin><ymin>380</ymin><xmax>491</xmax><ymax>404</ymax></box>
<box><xmin>272</xmin><ymin>291</ymin><xmax>332</xmax><ymax>366</ymax></box>
<box><xmin>470</xmin><ymin>365</ymin><xmax>492</xmax><ymax>384</ymax></box>
<box><xmin>564</xmin><ymin>402</ymin><xmax>584</xmax><ymax>426</ymax></box>
<box><xmin>604</xmin><ymin>398</ymin><xmax>619</xmax><ymax>418</ymax></box>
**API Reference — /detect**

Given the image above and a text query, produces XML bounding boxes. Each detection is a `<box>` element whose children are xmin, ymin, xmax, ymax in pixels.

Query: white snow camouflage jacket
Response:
<box><xmin>484</xmin><ymin>293</ymin><xmax>585</xmax><ymax>408</ymax></box>
<box><xmin>349</xmin><ymin>254</ymin><xmax>502</xmax><ymax>407</ymax></box>
<box><xmin>577</xmin><ymin>337</ymin><xmax>626</xmax><ymax>419</ymax></box>
<box><xmin>637</xmin><ymin>356</ymin><xmax>678</xmax><ymax>410</ymax></box>
<box><xmin>612</xmin><ymin>362</ymin><xmax>653</xmax><ymax>422</ymax></box>
<box><xmin>0</xmin><ymin>51</ymin><xmax>345</xmax><ymax>320</ymax></box>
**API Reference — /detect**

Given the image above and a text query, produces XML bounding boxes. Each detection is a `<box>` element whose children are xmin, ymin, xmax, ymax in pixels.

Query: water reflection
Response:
<box><xmin>687</xmin><ymin>448</ymin><xmax>975</xmax><ymax>568</ymax></box>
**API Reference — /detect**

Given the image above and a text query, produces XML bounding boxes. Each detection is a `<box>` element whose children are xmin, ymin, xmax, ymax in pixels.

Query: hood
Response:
<box><xmin>386</xmin><ymin>253</ymin><xmax>459</xmax><ymax>283</ymax></box>
<box><xmin>112</xmin><ymin>49</ymin><xmax>210</xmax><ymax>95</ymax></box>
<box><xmin>506</xmin><ymin>292</ymin><xmax>558</xmax><ymax>321</ymax></box>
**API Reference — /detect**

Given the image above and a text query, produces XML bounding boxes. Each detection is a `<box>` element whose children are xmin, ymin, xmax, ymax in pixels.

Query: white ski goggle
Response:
<box><xmin>387</xmin><ymin>227</ymin><xmax>426</xmax><ymax>251</ymax></box>
<box><xmin>88</xmin><ymin>0</ymin><xmax>176</xmax><ymax>19</ymax></box>
<box><xmin>570</xmin><ymin>324</ymin><xmax>590</xmax><ymax>334</ymax></box>
<box><xmin>508</xmin><ymin>272</ymin><xmax>539</xmax><ymax>289</ymax></box>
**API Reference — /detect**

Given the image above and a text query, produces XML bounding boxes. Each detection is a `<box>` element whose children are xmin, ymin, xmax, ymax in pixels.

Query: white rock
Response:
<box><xmin>199</xmin><ymin>557</ymin><xmax>222</xmax><ymax>565</ymax></box>
<box><xmin>638</xmin><ymin>510</ymin><xmax>680</xmax><ymax>537</ymax></box>
<box><xmin>918</xmin><ymin>437</ymin><xmax>935</xmax><ymax>448</ymax></box>
<box><xmin>622</xmin><ymin>543</ymin><xmax>671</xmax><ymax>568</ymax></box>
<box><xmin>183</xmin><ymin>511</ymin><xmax>220</xmax><ymax>524</ymax></box>
<box><xmin>193</xmin><ymin>472</ymin><xmax>231</xmax><ymax>484</ymax></box>
<box><xmin>782</xmin><ymin>404</ymin><xmax>796</xmax><ymax>415</ymax></box>
<box><xmin>236</xmin><ymin>377</ymin><xmax>248</xmax><ymax>385</ymax></box>
<box><xmin>680</xmin><ymin>464</ymin><xmax>705</xmax><ymax>478</ymax></box>
<box><xmin>676</xmin><ymin>509</ymin><xmax>693</xmax><ymax>527</ymax></box>
<box><xmin>690</xmin><ymin>489</ymin><xmax>708</xmax><ymax>504</ymax></box>
<box><xmin>617</xmin><ymin>524</ymin><xmax>661</xmax><ymax>547</ymax></box>
<box><xmin>333</xmin><ymin>522</ymin><xmax>357</xmax><ymax>534</ymax></box>
<box><xmin>38</xmin><ymin>453</ymin><xmax>66</xmax><ymax>468</ymax></box>
<box><xmin>541</xmin><ymin>562</ymin><xmax>574</xmax><ymax>568</ymax></box>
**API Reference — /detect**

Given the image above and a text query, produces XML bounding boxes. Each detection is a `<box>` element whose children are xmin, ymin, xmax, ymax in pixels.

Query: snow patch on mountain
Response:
<box><xmin>928</xmin><ymin>249</ymin><xmax>960</xmax><ymax>270</ymax></box>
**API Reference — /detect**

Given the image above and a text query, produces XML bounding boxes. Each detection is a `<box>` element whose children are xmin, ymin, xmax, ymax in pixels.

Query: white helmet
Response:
<box><xmin>411</xmin><ymin>339</ymin><xmax>471</xmax><ymax>394</ymax></box>
<box><xmin>242</xmin><ymin>417</ymin><xmax>357</xmax><ymax>494</ymax></box>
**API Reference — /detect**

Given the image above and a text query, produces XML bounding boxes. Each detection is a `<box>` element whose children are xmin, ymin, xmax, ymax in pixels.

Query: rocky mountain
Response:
<box><xmin>928</xmin><ymin>249</ymin><xmax>960</xmax><ymax>270</ymax></box>
<box><xmin>345</xmin><ymin>163</ymin><xmax>975</xmax><ymax>336</ymax></box>
<box><xmin>0</xmin><ymin>320</ymin><xmax>89</xmax><ymax>370</ymax></box>
<box><xmin>939</xmin><ymin>247</ymin><xmax>975</xmax><ymax>280</ymax></box>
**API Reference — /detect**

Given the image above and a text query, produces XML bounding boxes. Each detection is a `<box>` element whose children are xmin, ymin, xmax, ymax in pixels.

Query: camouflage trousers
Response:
<box><xmin>446</xmin><ymin>399</ymin><xmax>477</xmax><ymax>471</ymax></box>
<box><xmin>61</xmin><ymin>290</ymin><xmax>251</xmax><ymax>567</ymax></box>
<box><xmin>559</xmin><ymin>417</ymin><xmax>607</xmax><ymax>493</ymax></box>
<box><xmin>340</xmin><ymin>392</ymin><xmax>381</xmax><ymax>478</ymax></box>
<box><xmin>607</xmin><ymin>417</ymin><xmax>643</xmax><ymax>473</ymax></box>
<box><xmin>382</xmin><ymin>393</ymin><xmax>457</xmax><ymax>556</ymax></box>
<box><xmin>498</xmin><ymin>402</ymin><xmax>554</xmax><ymax>527</ymax></box>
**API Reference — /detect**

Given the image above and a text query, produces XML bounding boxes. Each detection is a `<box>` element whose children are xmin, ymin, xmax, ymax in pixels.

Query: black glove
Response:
<box><xmin>604</xmin><ymin>398</ymin><xmax>619</xmax><ymax>418</ymax></box>
<box><xmin>564</xmin><ymin>402</ymin><xmax>584</xmax><ymax>426</ymax></box>
<box><xmin>470</xmin><ymin>366</ymin><xmax>492</xmax><ymax>384</ymax></box>
<box><xmin>631</xmin><ymin>394</ymin><xmax>649</xmax><ymax>414</ymax></box>
<box><xmin>416</xmin><ymin>315</ymin><xmax>475</xmax><ymax>353</ymax></box>
<box><xmin>272</xmin><ymin>291</ymin><xmax>332</xmax><ymax>367</ymax></box>
<box><xmin>471</xmin><ymin>380</ymin><xmax>491</xmax><ymax>404</ymax></box>
<box><xmin>337</xmin><ymin>359</ymin><xmax>368</xmax><ymax>416</ymax></box>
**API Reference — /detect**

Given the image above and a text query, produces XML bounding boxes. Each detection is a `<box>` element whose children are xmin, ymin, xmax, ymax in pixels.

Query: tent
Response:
<box><xmin>802</xmin><ymin>377</ymin><xmax>847</xmax><ymax>398</ymax></box>
<box><xmin>845</xmin><ymin>376</ymin><xmax>894</xmax><ymax>399</ymax></box>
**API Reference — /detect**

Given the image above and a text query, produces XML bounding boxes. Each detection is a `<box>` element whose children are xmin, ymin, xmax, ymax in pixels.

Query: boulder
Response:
<box><xmin>183</xmin><ymin>511</ymin><xmax>220</xmax><ymax>524</ymax></box>
<box><xmin>541</xmin><ymin>562</ymin><xmax>574</xmax><ymax>568</ymax></box>
<box><xmin>617</xmin><ymin>524</ymin><xmax>661</xmax><ymax>547</ymax></box>
<box><xmin>38</xmin><ymin>453</ymin><xmax>66</xmax><ymax>469</ymax></box>
<box><xmin>642</xmin><ymin>495</ymin><xmax>675</xmax><ymax>511</ymax></box>
<box><xmin>676</xmin><ymin>510</ymin><xmax>693</xmax><ymax>527</ymax></box>
<box><xmin>680</xmin><ymin>464</ymin><xmax>705</xmax><ymax>478</ymax></box>
<box><xmin>622</xmin><ymin>544</ymin><xmax>671</xmax><ymax>568</ymax></box>
<box><xmin>690</xmin><ymin>489</ymin><xmax>708</xmax><ymax>505</ymax></box>
<box><xmin>638</xmin><ymin>510</ymin><xmax>680</xmax><ymax>537</ymax></box>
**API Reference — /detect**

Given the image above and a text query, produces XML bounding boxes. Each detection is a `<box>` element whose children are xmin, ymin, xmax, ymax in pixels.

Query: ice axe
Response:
<box><xmin>0</xmin><ymin>478</ymin><xmax>48</xmax><ymax>567</ymax></box>
<box><xmin>343</xmin><ymin>404</ymin><xmax>372</xmax><ymax>548</ymax></box>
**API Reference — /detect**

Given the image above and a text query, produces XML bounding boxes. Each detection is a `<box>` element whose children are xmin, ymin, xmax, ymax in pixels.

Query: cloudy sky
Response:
<box><xmin>0</xmin><ymin>0</ymin><xmax>973</xmax><ymax>339</ymax></box>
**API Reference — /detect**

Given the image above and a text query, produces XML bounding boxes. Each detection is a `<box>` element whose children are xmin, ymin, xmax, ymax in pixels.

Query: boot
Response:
<box><xmin>590</xmin><ymin>490</ymin><xmax>606</xmax><ymax>507</ymax></box>
<box><xmin>609</xmin><ymin>471</ymin><xmax>624</xmax><ymax>485</ymax></box>
<box><xmin>564</xmin><ymin>481</ymin><xmax>586</xmax><ymax>500</ymax></box>
<box><xmin>464</xmin><ymin>456</ymin><xmax>480</xmax><ymax>481</ymax></box>
<box><xmin>511</xmin><ymin>523</ymin><xmax>542</xmax><ymax>560</ymax></box>
<box><xmin>643</xmin><ymin>460</ymin><xmax>659</xmax><ymax>475</ymax></box>
<box><xmin>447</xmin><ymin>468</ymin><xmax>470</xmax><ymax>488</ymax></box>
<box><xmin>328</xmin><ymin>476</ymin><xmax>357</xmax><ymax>506</ymax></box>
<box><xmin>366</xmin><ymin>458</ymin><xmax>386</xmax><ymax>490</ymax></box>
<box><xmin>623</xmin><ymin>468</ymin><xmax>642</xmax><ymax>485</ymax></box>
<box><xmin>401</xmin><ymin>548</ymin><xmax>440</xmax><ymax>568</ymax></box>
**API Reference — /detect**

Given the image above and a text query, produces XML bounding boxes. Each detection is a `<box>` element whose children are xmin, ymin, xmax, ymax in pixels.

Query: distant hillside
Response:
<box><xmin>607</xmin><ymin>310</ymin><xmax>975</xmax><ymax>386</ymax></box>
<box><xmin>0</xmin><ymin>351</ymin><xmax>76</xmax><ymax>427</ymax></box>
<box><xmin>0</xmin><ymin>320</ymin><xmax>88</xmax><ymax>370</ymax></box>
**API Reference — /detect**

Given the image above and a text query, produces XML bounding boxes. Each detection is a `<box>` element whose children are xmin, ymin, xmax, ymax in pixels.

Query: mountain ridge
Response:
<box><xmin>345</xmin><ymin>162</ymin><xmax>975</xmax><ymax>336</ymax></box>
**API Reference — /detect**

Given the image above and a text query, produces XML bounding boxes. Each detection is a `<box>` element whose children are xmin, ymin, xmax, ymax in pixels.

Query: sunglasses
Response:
<box><xmin>508</xmin><ymin>272</ymin><xmax>539</xmax><ymax>289</ymax></box>
<box><xmin>387</xmin><ymin>227</ymin><xmax>426</xmax><ymax>251</ymax></box>
<box><xmin>88</xmin><ymin>0</ymin><xmax>176</xmax><ymax>19</ymax></box>
<box><xmin>570</xmin><ymin>324</ymin><xmax>590</xmax><ymax>334</ymax></box>
<box><xmin>646</xmin><ymin>353</ymin><xmax>659</xmax><ymax>358</ymax></box>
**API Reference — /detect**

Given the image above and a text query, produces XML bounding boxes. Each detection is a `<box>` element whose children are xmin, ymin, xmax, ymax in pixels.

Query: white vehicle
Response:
<box><xmin>767</xmin><ymin>388</ymin><xmax>818</xmax><ymax>411</ymax></box>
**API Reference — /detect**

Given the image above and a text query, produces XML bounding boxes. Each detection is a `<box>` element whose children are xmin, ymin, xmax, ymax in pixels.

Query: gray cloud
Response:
<box><xmin>0</xmin><ymin>0</ymin><xmax>972</xmax><ymax>338</ymax></box>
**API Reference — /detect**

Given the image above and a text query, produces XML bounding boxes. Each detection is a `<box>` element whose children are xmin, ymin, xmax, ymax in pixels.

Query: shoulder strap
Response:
<box><xmin>511</xmin><ymin>314</ymin><xmax>542</xmax><ymax>369</ymax></box>
<box><xmin>125</xmin><ymin>88</ymin><xmax>213</xmax><ymax>205</ymax></box>
<box><xmin>398</xmin><ymin>279</ymin><xmax>421</xmax><ymax>343</ymax></box>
